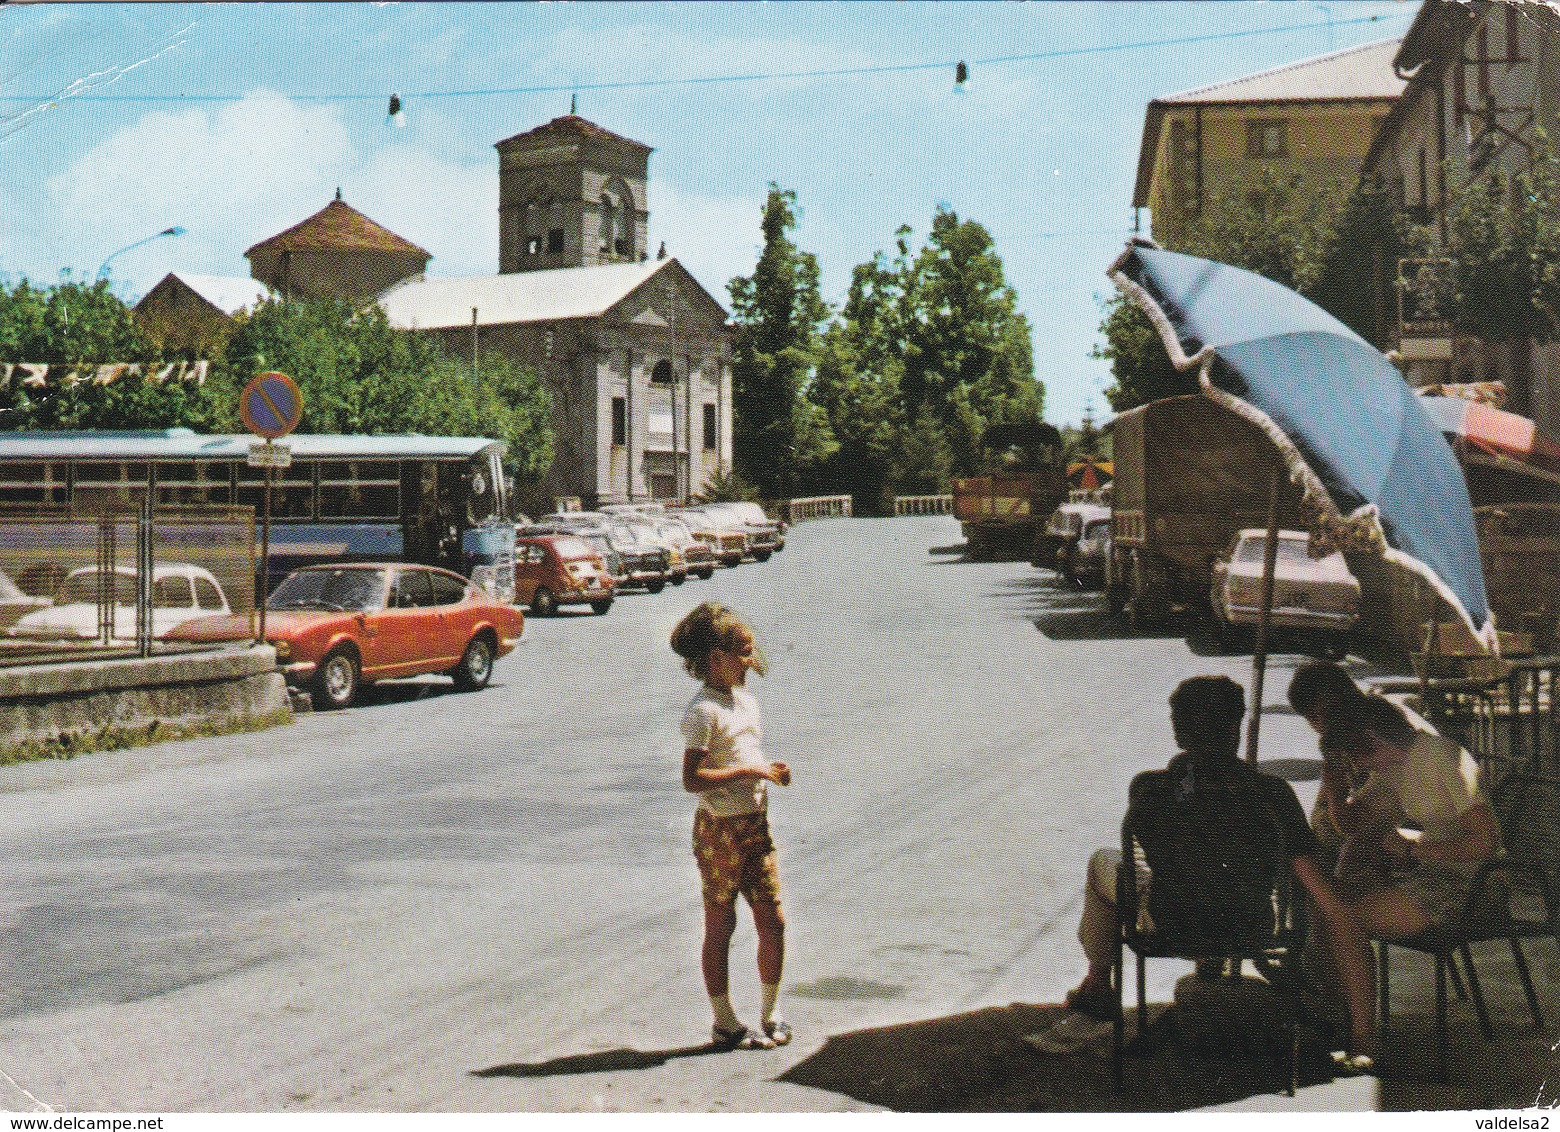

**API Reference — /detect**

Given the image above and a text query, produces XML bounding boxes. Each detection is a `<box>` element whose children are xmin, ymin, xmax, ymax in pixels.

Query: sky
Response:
<box><xmin>0</xmin><ymin>1</ymin><xmax>1417</xmax><ymax>428</ymax></box>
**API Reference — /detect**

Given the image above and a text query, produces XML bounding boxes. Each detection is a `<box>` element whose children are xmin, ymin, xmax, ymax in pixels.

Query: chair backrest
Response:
<box><xmin>1121</xmin><ymin>764</ymin><xmax>1294</xmax><ymax>952</ymax></box>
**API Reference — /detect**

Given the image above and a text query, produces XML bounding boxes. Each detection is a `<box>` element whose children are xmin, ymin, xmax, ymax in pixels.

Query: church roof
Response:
<box><xmin>377</xmin><ymin>259</ymin><xmax>721</xmax><ymax>330</ymax></box>
<box><xmin>494</xmin><ymin>114</ymin><xmax>652</xmax><ymax>153</ymax></box>
<box><xmin>245</xmin><ymin>197</ymin><xmax>430</xmax><ymax>260</ymax></box>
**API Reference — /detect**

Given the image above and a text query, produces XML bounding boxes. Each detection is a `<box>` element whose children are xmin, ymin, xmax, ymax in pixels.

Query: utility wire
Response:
<box><xmin>0</xmin><ymin>10</ymin><xmax>1409</xmax><ymax>105</ymax></box>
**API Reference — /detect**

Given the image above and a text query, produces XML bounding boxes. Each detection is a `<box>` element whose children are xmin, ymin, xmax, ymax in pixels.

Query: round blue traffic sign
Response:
<box><xmin>240</xmin><ymin>371</ymin><xmax>303</xmax><ymax>439</ymax></box>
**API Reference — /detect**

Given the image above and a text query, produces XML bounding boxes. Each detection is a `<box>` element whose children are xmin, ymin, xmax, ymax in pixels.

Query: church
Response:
<box><xmin>137</xmin><ymin>114</ymin><xmax>735</xmax><ymax>508</ymax></box>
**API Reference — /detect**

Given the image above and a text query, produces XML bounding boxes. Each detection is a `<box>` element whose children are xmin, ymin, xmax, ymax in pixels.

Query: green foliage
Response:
<box><xmin>1092</xmin><ymin>293</ymin><xmax>1192</xmax><ymax>414</ymax></box>
<box><xmin>223</xmin><ymin>297</ymin><xmax>554</xmax><ymax>478</ymax></box>
<box><xmin>727</xmin><ymin>185</ymin><xmax>836</xmax><ymax>498</ymax></box>
<box><xmin>693</xmin><ymin>465</ymin><xmax>759</xmax><ymax>504</ymax></box>
<box><xmin>0</xmin><ymin>277</ymin><xmax>230</xmax><ymax>431</ymax></box>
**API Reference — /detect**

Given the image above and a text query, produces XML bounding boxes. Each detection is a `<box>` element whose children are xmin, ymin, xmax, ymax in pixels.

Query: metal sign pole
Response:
<box><xmin>259</xmin><ymin>454</ymin><xmax>272</xmax><ymax>643</ymax></box>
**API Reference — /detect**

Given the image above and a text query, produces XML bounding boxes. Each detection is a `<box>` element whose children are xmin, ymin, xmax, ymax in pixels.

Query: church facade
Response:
<box><xmin>382</xmin><ymin>114</ymin><xmax>733</xmax><ymax>509</ymax></box>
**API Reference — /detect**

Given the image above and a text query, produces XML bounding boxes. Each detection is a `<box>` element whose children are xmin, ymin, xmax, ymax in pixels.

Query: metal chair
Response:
<box><xmin>1111</xmin><ymin>773</ymin><xmax>1308</xmax><ymax>1096</ymax></box>
<box><xmin>1376</xmin><ymin>774</ymin><xmax>1559</xmax><ymax>1082</ymax></box>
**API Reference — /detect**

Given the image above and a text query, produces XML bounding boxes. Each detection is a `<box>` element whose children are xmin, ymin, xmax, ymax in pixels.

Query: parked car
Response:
<box><xmin>602</xmin><ymin>521</ymin><xmax>671</xmax><ymax>592</ymax></box>
<box><xmin>654</xmin><ymin>516</ymin><xmax>716</xmax><ymax>580</ymax></box>
<box><xmin>673</xmin><ymin>508</ymin><xmax>745</xmax><ymax>567</ymax></box>
<box><xmin>10</xmin><ymin>563</ymin><xmax>229</xmax><ymax>641</ymax></box>
<box><xmin>702</xmin><ymin>502</ymin><xmax>780</xmax><ymax>560</ymax></box>
<box><xmin>166</xmin><ymin>562</ymin><xmax>524</xmax><ymax>709</ymax></box>
<box><xmin>1035</xmin><ymin>501</ymin><xmax>1110</xmax><ymax>572</ymax></box>
<box><xmin>1064</xmin><ymin>516</ymin><xmax>1112</xmax><ymax>589</ymax></box>
<box><xmin>1209</xmin><ymin>529</ymin><xmax>1359</xmax><ymax>655</ymax></box>
<box><xmin>624</xmin><ymin>518</ymin><xmax>687</xmax><ymax>584</ymax></box>
<box><xmin>0</xmin><ymin>566</ymin><xmax>51</xmax><ymax>629</ymax></box>
<box><xmin>515</xmin><ymin>533</ymin><xmax>615</xmax><ymax>615</ymax></box>
<box><xmin>680</xmin><ymin>506</ymin><xmax>752</xmax><ymax>566</ymax></box>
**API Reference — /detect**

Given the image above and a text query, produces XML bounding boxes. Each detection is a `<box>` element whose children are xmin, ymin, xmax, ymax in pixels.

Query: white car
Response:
<box><xmin>0</xmin><ymin>566</ymin><xmax>52</xmax><ymax>630</ymax></box>
<box><xmin>1209</xmin><ymin>530</ymin><xmax>1359</xmax><ymax>652</ymax></box>
<box><xmin>11</xmin><ymin>563</ymin><xmax>231</xmax><ymax>641</ymax></box>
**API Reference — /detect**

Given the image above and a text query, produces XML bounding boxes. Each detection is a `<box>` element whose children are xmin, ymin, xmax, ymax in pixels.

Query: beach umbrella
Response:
<box><xmin>1108</xmin><ymin>241</ymin><xmax>1495</xmax><ymax>755</ymax></box>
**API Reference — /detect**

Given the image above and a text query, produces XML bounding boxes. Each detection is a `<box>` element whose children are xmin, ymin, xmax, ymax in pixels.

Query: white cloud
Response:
<box><xmin>349</xmin><ymin>145</ymin><xmax>497</xmax><ymax>276</ymax></box>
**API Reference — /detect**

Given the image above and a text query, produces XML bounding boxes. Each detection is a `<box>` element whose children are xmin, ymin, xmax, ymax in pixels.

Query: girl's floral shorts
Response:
<box><xmin>693</xmin><ymin>808</ymin><xmax>781</xmax><ymax>906</ymax></box>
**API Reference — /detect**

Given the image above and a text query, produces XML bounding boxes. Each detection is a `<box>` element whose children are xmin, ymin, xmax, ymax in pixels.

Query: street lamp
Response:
<box><xmin>96</xmin><ymin>226</ymin><xmax>186</xmax><ymax>281</ymax></box>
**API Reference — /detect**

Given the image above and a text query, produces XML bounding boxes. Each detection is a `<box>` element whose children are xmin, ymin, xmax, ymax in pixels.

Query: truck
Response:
<box><xmin>950</xmin><ymin>422</ymin><xmax>1068</xmax><ymax>561</ymax></box>
<box><xmin>1105</xmin><ymin>396</ymin><xmax>1308</xmax><ymax>628</ymax></box>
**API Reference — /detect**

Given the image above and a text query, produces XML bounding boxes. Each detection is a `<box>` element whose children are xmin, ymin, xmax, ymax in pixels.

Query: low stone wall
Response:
<box><xmin>0</xmin><ymin>646</ymin><xmax>290</xmax><ymax>763</ymax></box>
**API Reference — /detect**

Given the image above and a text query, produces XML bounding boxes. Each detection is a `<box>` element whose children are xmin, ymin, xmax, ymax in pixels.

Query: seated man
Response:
<box><xmin>1060</xmin><ymin>675</ymin><xmax>1374</xmax><ymax>1062</ymax></box>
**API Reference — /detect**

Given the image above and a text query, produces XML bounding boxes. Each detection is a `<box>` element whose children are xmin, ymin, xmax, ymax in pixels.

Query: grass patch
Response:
<box><xmin>0</xmin><ymin>708</ymin><xmax>291</xmax><ymax>767</ymax></box>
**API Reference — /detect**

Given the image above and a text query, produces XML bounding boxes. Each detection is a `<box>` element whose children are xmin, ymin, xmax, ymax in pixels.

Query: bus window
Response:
<box><xmin>156</xmin><ymin>461</ymin><xmax>233</xmax><ymax>505</ymax></box>
<box><xmin>237</xmin><ymin>462</ymin><xmax>315</xmax><ymax>519</ymax></box>
<box><xmin>318</xmin><ymin>461</ymin><xmax>400</xmax><ymax>519</ymax></box>
<box><xmin>0</xmin><ymin>462</ymin><xmax>66</xmax><ymax>505</ymax></box>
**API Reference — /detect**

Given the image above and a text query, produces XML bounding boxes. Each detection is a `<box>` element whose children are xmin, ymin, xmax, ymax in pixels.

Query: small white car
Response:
<box><xmin>11</xmin><ymin>563</ymin><xmax>231</xmax><ymax>641</ymax></box>
<box><xmin>0</xmin><ymin>566</ymin><xmax>51</xmax><ymax>629</ymax></box>
<box><xmin>1210</xmin><ymin>530</ymin><xmax>1359</xmax><ymax>652</ymax></box>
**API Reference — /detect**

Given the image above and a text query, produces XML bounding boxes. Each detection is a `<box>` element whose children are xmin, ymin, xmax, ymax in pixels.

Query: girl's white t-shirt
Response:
<box><xmin>682</xmin><ymin>684</ymin><xmax>766</xmax><ymax>817</ymax></box>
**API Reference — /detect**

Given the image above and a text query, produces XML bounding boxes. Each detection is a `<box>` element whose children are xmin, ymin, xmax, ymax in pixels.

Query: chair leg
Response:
<box><xmin>1377</xmin><ymin>942</ymin><xmax>1391</xmax><ymax>1026</ymax></box>
<box><xmin>1459</xmin><ymin>943</ymin><xmax>1494</xmax><ymax>1040</ymax></box>
<box><xmin>1436</xmin><ymin>954</ymin><xmax>1450</xmax><ymax>1084</ymax></box>
<box><xmin>1112</xmin><ymin>939</ymin><xmax>1125</xmax><ymax>1089</ymax></box>
<box><xmin>1136</xmin><ymin>953</ymin><xmax>1147</xmax><ymax>1041</ymax></box>
<box><xmin>1509</xmin><ymin>938</ymin><xmax>1544</xmax><ymax>1030</ymax></box>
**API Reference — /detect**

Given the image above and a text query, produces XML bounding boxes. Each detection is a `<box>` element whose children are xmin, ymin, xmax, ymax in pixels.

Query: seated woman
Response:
<box><xmin>1318</xmin><ymin>694</ymin><xmax>1499</xmax><ymax>1018</ymax></box>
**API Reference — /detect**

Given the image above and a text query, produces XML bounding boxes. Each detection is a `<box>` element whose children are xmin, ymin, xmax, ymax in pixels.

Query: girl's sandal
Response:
<box><xmin>712</xmin><ymin>1024</ymin><xmax>775</xmax><ymax>1050</ymax></box>
<box><xmin>762</xmin><ymin>1019</ymin><xmax>793</xmax><ymax>1046</ymax></box>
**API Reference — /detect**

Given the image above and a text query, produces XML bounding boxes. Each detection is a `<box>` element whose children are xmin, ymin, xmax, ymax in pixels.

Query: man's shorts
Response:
<box><xmin>693</xmin><ymin>808</ymin><xmax>781</xmax><ymax>906</ymax></box>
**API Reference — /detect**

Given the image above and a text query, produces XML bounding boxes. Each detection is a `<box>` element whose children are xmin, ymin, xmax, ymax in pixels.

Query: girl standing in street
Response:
<box><xmin>671</xmin><ymin>602</ymin><xmax>793</xmax><ymax>1050</ymax></box>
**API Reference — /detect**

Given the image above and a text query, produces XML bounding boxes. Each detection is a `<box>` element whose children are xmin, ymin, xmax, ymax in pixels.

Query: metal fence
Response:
<box><xmin>0</xmin><ymin>502</ymin><xmax>256</xmax><ymax>665</ymax></box>
<box><xmin>783</xmin><ymin>495</ymin><xmax>853</xmax><ymax>522</ymax></box>
<box><xmin>893</xmin><ymin>494</ymin><xmax>954</xmax><ymax>516</ymax></box>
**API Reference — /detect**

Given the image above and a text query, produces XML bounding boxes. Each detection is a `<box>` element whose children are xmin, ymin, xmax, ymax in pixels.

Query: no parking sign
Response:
<box><xmin>239</xmin><ymin>371</ymin><xmax>303</xmax><ymax>439</ymax></box>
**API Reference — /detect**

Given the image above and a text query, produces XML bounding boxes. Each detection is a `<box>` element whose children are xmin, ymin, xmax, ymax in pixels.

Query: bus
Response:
<box><xmin>0</xmin><ymin>430</ymin><xmax>516</xmax><ymax>599</ymax></box>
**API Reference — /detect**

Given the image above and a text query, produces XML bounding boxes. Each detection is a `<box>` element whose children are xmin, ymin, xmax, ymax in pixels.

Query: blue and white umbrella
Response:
<box><xmin>1109</xmin><ymin>241</ymin><xmax>1495</xmax><ymax>653</ymax></box>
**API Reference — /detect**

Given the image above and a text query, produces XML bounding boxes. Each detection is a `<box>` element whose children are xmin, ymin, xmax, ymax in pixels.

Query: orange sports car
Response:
<box><xmin>167</xmin><ymin>562</ymin><xmax>524</xmax><ymax>709</ymax></box>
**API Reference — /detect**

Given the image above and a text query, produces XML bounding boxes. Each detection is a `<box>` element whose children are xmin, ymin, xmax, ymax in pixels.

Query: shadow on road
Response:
<box><xmin>471</xmin><ymin>1041</ymin><xmax>727</xmax><ymax>1078</ymax></box>
<box><xmin>777</xmin><ymin>1001</ymin><xmax>1341</xmax><ymax>1112</ymax></box>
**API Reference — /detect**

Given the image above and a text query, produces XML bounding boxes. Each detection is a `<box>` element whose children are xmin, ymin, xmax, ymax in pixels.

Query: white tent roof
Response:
<box><xmin>168</xmin><ymin>272</ymin><xmax>275</xmax><ymax>315</ymax></box>
<box><xmin>378</xmin><ymin>259</ymin><xmax>673</xmax><ymax>330</ymax></box>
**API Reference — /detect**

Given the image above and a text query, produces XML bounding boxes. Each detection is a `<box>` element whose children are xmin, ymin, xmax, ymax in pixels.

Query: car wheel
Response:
<box><xmin>590</xmin><ymin>599</ymin><xmax>613</xmax><ymax>615</ymax></box>
<box><xmin>753</xmin><ymin>549</ymin><xmax>772</xmax><ymax>562</ymax></box>
<box><xmin>646</xmin><ymin>579</ymin><xmax>666</xmax><ymax>594</ymax></box>
<box><xmin>531</xmin><ymin>587</ymin><xmax>557</xmax><ymax>616</ymax></box>
<box><xmin>452</xmin><ymin>634</ymin><xmax>494</xmax><ymax>691</ymax></box>
<box><xmin>670</xmin><ymin>573</ymin><xmax>686</xmax><ymax>585</ymax></box>
<box><xmin>313</xmin><ymin>649</ymin><xmax>360</xmax><ymax>710</ymax></box>
<box><xmin>697</xmin><ymin>568</ymin><xmax>715</xmax><ymax>580</ymax></box>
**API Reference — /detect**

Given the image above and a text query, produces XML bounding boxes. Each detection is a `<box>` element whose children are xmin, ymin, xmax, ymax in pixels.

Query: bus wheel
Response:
<box><xmin>453</xmin><ymin>634</ymin><xmax>494</xmax><ymax>691</ymax></box>
<box><xmin>314</xmin><ymin>649</ymin><xmax>360</xmax><ymax>710</ymax></box>
<box><xmin>531</xmin><ymin>587</ymin><xmax>557</xmax><ymax>616</ymax></box>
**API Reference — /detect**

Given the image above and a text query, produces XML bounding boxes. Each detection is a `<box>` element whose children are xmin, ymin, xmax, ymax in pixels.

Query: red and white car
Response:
<box><xmin>167</xmin><ymin>562</ymin><xmax>524</xmax><ymax>709</ymax></box>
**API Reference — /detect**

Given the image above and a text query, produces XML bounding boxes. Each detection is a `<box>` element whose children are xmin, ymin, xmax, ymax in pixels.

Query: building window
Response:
<box><xmin>703</xmin><ymin>404</ymin><xmax>717</xmax><ymax>451</ymax></box>
<box><xmin>547</xmin><ymin>228</ymin><xmax>564</xmax><ymax>254</ymax></box>
<box><xmin>1246</xmin><ymin>119</ymin><xmax>1287</xmax><ymax>158</ymax></box>
<box><xmin>650</xmin><ymin>359</ymin><xmax>673</xmax><ymax>385</ymax></box>
<box><xmin>611</xmin><ymin>397</ymin><xmax>626</xmax><ymax>447</ymax></box>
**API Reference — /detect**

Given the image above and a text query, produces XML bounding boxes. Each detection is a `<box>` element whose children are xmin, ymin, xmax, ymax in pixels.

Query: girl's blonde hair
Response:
<box><xmin>670</xmin><ymin>602</ymin><xmax>766</xmax><ymax>682</ymax></box>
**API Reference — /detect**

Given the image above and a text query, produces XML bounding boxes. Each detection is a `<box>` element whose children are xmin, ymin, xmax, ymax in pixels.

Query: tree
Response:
<box><xmin>223</xmin><ymin>296</ymin><xmax>554</xmax><ymax>480</ymax></box>
<box><xmin>727</xmin><ymin>185</ymin><xmax>835</xmax><ymax>498</ymax></box>
<box><xmin>0</xmin><ymin>277</ymin><xmax>230</xmax><ymax>431</ymax></box>
<box><xmin>898</xmin><ymin>207</ymin><xmax>1043</xmax><ymax>473</ymax></box>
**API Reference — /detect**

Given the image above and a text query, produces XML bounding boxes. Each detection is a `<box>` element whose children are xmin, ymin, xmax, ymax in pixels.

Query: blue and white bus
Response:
<box><xmin>0</xmin><ymin>430</ymin><xmax>516</xmax><ymax>597</ymax></box>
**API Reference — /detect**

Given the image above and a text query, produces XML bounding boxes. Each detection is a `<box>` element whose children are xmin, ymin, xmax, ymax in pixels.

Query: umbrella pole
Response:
<box><xmin>1245</xmin><ymin>465</ymin><xmax>1282</xmax><ymax>764</ymax></box>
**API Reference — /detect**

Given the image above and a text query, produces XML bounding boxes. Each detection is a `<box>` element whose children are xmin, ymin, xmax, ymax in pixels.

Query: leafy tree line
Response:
<box><xmin>726</xmin><ymin>186</ymin><xmax>1045</xmax><ymax>513</ymax></box>
<box><xmin>1095</xmin><ymin>135</ymin><xmax>1560</xmax><ymax>414</ymax></box>
<box><xmin>0</xmin><ymin>279</ymin><xmax>554</xmax><ymax>483</ymax></box>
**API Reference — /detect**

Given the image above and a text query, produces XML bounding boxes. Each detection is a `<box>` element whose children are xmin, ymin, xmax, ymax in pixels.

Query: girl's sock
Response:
<box><xmin>710</xmin><ymin>992</ymin><xmax>741</xmax><ymax>1031</ymax></box>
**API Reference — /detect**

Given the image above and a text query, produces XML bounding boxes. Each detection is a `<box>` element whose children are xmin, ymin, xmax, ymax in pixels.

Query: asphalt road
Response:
<box><xmin>0</xmin><ymin>515</ymin><xmax>1354</xmax><ymax>1112</ymax></box>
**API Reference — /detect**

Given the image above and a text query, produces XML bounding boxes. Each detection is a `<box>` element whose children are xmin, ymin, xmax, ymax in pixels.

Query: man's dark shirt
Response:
<box><xmin>1124</xmin><ymin>751</ymin><xmax>1319</xmax><ymax>947</ymax></box>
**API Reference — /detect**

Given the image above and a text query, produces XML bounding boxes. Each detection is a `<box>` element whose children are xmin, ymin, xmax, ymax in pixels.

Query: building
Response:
<box><xmin>381</xmin><ymin>114</ymin><xmax>732</xmax><ymax>508</ymax></box>
<box><xmin>1133</xmin><ymin>39</ymin><xmax>1405</xmax><ymax>246</ymax></box>
<box><xmin>244</xmin><ymin>190</ymin><xmax>431</xmax><ymax>303</ymax></box>
<box><xmin>1362</xmin><ymin>0</ymin><xmax>1560</xmax><ymax>429</ymax></box>
<box><xmin>133</xmin><ymin>272</ymin><xmax>275</xmax><ymax>355</ymax></box>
